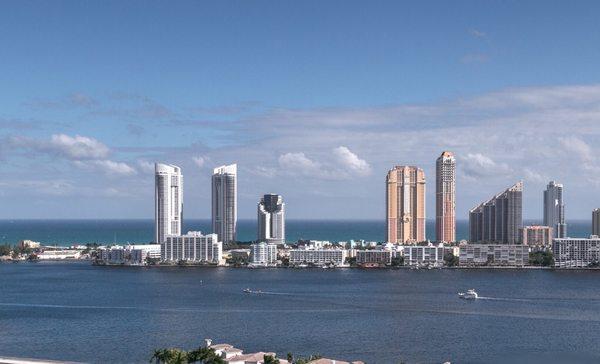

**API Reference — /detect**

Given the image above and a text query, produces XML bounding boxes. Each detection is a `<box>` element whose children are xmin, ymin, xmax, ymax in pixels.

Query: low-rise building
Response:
<box><xmin>521</xmin><ymin>225</ymin><xmax>553</xmax><ymax>249</ymax></box>
<box><xmin>355</xmin><ymin>249</ymin><xmax>392</xmax><ymax>266</ymax></box>
<box><xmin>37</xmin><ymin>249</ymin><xmax>82</xmax><ymax>260</ymax></box>
<box><xmin>162</xmin><ymin>231</ymin><xmax>223</xmax><ymax>264</ymax></box>
<box><xmin>96</xmin><ymin>244</ymin><xmax>161</xmax><ymax>265</ymax></box>
<box><xmin>459</xmin><ymin>243</ymin><xmax>528</xmax><ymax>267</ymax></box>
<box><xmin>289</xmin><ymin>248</ymin><xmax>347</xmax><ymax>267</ymax></box>
<box><xmin>402</xmin><ymin>244</ymin><xmax>445</xmax><ymax>266</ymax></box>
<box><xmin>228</xmin><ymin>249</ymin><xmax>251</xmax><ymax>260</ymax></box>
<box><xmin>250</xmin><ymin>242</ymin><xmax>278</xmax><ymax>266</ymax></box>
<box><xmin>18</xmin><ymin>240</ymin><xmax>41</xmax><ymax>249</ymax></box>
<box><xmin>129</xmin><ymin>244</ymin><xmax>161</xmax><ymax>264</ymax></box>
<box><xmin>553</xmin><ymin>236</ymin><xmax>600</xmax><ymax>268</ymax></box>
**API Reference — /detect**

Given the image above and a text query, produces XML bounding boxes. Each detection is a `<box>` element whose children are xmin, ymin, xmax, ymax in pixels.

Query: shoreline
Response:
<box><xmin>4</xmin><ymin>259</ymin><xmax>599</xmax><ymax>270</ymax></box>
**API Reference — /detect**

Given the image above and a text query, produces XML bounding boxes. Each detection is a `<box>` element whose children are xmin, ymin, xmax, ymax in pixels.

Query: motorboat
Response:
<box><xmin>458</xmin><ymin>289</ymin><xmax>479</xmax><ymax>300</ymax></box>
<box><xmin>243</xmin><ymin>288</ymin><xmax>252</xmax><ymax>293</ymax></box>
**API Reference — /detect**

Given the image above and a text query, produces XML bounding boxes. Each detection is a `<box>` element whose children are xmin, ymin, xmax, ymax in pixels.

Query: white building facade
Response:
<box><xmin>402</xmin><ymin>244</ymin><xmax>445</xmax><ymax>266</ymax></box>
<box><xmin>459</xmin><ymin>244</ymin><xmax>528</xmax><ymax>267</ymax></box>
<box><xmin>553</xmin><ymin>237</ymin><xmax>600</xmax><ymax>268</ymax></box>
<box><xmin>162</xmin><ymin>231</ymin><xmax>223</xmax><ymax>264</ymax></box>
<box><xmin>250</xmin><ymin>242</ymin><xmax>278</xmax><ymax>266</ymax></box>
<box><xmin>212</xmin><ymin>164</ymin><xmax>237</xmax><ymax>244</ymax></box>
<box><xmin>257</xmin><ymin>194</ymin><xmax>285</xmax><ymax>244</ymax></box>
<box><xmin>289</xmin><ymin>248</ymin><xmax>347</xmax><ymax>266</ymax></box>
<box><xmin>355</xmin><ymin>250</ymin><xmax>392</xmax><ymax>266</ymax></box>
<box><xmin>155</xmin><ymin>163</ymin><xmax>183</xmax><ymax>244</ymax></box>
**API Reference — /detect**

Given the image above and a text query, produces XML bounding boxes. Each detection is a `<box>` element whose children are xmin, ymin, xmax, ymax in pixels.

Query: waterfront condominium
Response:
<box><xmin>543</xmin><ymin>181</ymin><xmax>566</xmax><ymax>238</ymax></box>
<box><xmin>435</xmin><ymin>151</ymin><xmax>456</xmax><ymax>242</ymax></box>
<box><xmin>593</xmin><ymin>208</ymin><xmax>600</xmax><ymax>236</ymax></box>
<box><xmin>257</xmin><ymin>194</ymin><xmax>285</xmax><ymax>244</ymax></box>
<box><xmin>469</xmin><ymin>181</ymin><xmax>523</xmax><ymax>244</ymax></box>
<box><xmin>386</xmin><ymin>166</ymin><xmax>426</xmax><ymax>244</ymax></box>
<box><xmin>154</xmin><ymin>163</ymin><xmax>183</xmax><ymax>244</ymax></box>
<box><xmin>212</xmin><ymin>164</ymin><xmax>237</xmax><ymax>244</ymax></box>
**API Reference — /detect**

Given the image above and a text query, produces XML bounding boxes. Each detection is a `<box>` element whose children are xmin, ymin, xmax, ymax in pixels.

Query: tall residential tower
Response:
<box><xmin>155</xmin><ymin>163</ymin><xmax>183</xmax><ymax>243</ymax></box>
<box><xmin>386</xmin><ymin>166</ymin><xmax>426</xmax><ymax>244</ymax></box>
<box><xmin>593</xmin><ymin>209</ymin><xmax>600</xmax><ymax>236</ymax></box>
<box><xmin>257</xmin><ymin>194</ymin><xmax>285</xmax><ymax>245</ymax></box>
<box><xmin>543</xmin><ymin>181</ymin><xmax>566</xmax><ymax>238</ymax></box>
<box><xmin>436</xmin><ymin>151</ymin><xmax>456</xmax><ymax>242</ymax></box>
<box><xmin>469</xmin><ymin>182</ymin><xmax>523</xmax><ymax>244</ymax></box>
<box><xmin>212</xmin><ymin>164</ymin><xmax>237</xmax><ymax>244</ymax></box>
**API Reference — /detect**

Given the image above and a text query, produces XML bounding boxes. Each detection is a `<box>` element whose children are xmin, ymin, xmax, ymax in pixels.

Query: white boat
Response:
<box><xmin>458</xmin><ymin>289</ymin><xmax>479</xmax><ymax>300</ymax></box>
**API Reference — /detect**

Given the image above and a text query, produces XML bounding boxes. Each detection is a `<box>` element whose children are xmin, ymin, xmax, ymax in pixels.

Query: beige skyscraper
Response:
<box><xmin>386</xmin><ymin>166</ymin><xmax>426</xmax><ymax>244</ymax></box>
<box><xmin>436</xmin><ymin>151</ymin><xmax>456</xmax><ymax>242</ymax></box>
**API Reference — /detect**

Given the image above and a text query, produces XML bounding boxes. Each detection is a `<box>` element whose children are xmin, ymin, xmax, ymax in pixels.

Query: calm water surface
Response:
<box><xmin>0</xmin><ymin>219</ymin><xmax>592</xmax><ymax>245</ymax></box>
<box><xmin>1</xmin><ymin>262</ymin><xmax>600</xmax><ymax>363</ymax></box>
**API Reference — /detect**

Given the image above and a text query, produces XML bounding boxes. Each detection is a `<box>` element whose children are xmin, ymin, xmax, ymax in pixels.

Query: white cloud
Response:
<box><xmin>137</xmin><ymin>160</ymin><xmax>155</xmax><ymax>173</ymax></box>
<box><xmin>278</xmin><ymin>152</ymin><xmax>321</xmax><ymax>174</ymax></box>
<box><xmin>461</xmin><ymin>153</ymin><xmax>512</xmax><ymax>179</ymax></box>
<box><xmin>74</xmin><ymin>160</ymin><xmax>137</xmax><ymax>176</ymax></box>
<box><xmin>333</xmin><ymin>146</ymin><xmax>371</xmax><ymax>176</ymax></box>
<box><xmin>47</xmin><ymin>134</ymin><xmax>110</xmax><ymax>160</ymax></box>
<box><xmin>469</xmin><ymin>29</ymin><xmax>487</xmax><ymax>38</ymax></box>
<box><xmin>559</xmin><ymin>136</ymin><xmax>592</xmax><ymax>161</ymax></box>
<box><xmin>192</xmin><ymin>156</ymin><xmax>206</xmax><ymax>168</ymax></box>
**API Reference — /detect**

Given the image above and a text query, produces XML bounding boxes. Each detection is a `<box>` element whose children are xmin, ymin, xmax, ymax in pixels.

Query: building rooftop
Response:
<box><xmin>225</xmin><ymin>352</ymin><xmax>277</xmax><ymax>363</ymax></box>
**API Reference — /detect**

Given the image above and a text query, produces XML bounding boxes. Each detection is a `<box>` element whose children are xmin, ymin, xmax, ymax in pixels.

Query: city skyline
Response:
<box><xmin>3</xmin><ymin>2</ymin><xmax>600</xmax><ymax>220</ymax></box>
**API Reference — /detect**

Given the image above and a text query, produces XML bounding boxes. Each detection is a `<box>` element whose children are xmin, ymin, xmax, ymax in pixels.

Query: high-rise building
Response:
<box><xmin>386</xmin><ymin>166</ymin><xmax>426</xmax><ymax>244</ymax></box>
<box><xmin>543</xmin><ymin>181</ymin><xmax>566</xmax><ymax>238</ymax></box>
<box><xmin>212</xmin><ymin>164</ymin><xmax>237</xmax><ymax>244</ymax></box>
<box><xmin>436</xmin><ymin>151</ymin><xmax>456</xmax><ymax>242</ymax></box>
<box><xmin>469</xmin><ymin>182</ymin><xmax>523</xmax><ymax>244</ymax></box>
<box><xmin>593</xmin><ymin>209</ymin><xmax>600</xmax><ymax>236</ymax></box>
<box><xmin>257</xmin><ymin>194</ymin><xmax>285</xmax><ymax>244</ymax></box>
<box><xmin>155</xmin><ymin>163</ymin><xmax>183</xmax><ymax>243</ymax></box>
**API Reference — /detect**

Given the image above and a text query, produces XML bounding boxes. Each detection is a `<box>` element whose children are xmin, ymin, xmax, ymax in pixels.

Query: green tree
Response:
<box><xmin>187</xmin><ymin>347</ymin><xmax>224</xmax><ymax>364</ymax></box>
<box><xmin>443</xmin><ymin>253</ymin><xmax>459</xmax><ymax>267</ymax></box>
<box><xmin>391</xmin><ymin>256</ymin><xmax>404</xmax><ymax>267</ymax></box>
<box><xmin>529</xmin><ymin>251</ymin><xmax>554</xmax><ymax>266</ymax></box>
<box><xmin>149</xmin><ymin>348</ymin><xmax>189</xmax><ymax>364</ymax></box>
<box><xmin>0</xmin><ymin>245</ymin><xmax>11</xmax><ymax>256</ymax></box>
<box><xmin>263</xmin><ymin>355</ymin><xmax>280</xmax><ymax>364</ymax></box>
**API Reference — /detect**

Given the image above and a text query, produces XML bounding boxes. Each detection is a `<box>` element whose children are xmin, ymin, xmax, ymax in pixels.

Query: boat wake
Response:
<box><xmin>476</xmin><ymin>296</ymin><xmax>535</xmax><ymax>303</ymax></box>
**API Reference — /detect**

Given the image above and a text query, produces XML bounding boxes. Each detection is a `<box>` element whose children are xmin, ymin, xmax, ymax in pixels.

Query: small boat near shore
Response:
<box><xmin>458</xmin><ymin>289</ymin><xmax>479</xmax><ymax>300</ymax></box>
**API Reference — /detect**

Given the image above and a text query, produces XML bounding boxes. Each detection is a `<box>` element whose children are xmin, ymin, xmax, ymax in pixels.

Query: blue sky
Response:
<box><xmin>2</xmin><ymin>1</ymin><xmax>600</xmax><ymax>220</ymax></box>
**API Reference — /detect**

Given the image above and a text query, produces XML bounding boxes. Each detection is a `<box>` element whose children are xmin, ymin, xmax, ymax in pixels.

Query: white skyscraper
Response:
<box><xmin>212</xmin><ymin>164</ymin><xmax>237</xmax><ymax>244</ymax></box>
<box><xmin>257</xmin><ymin>194</ymin><xmax>285</xmax><ymax>244</ymax></box>
<box><xmin>544</xmin><ymin>181</ymin><xmax>566</xmax><ymax>238</ymax></box>
<box><xmin>155</xmin><ymin>163</ymin><xmax>183</xmax><ymax>243</ymax></box>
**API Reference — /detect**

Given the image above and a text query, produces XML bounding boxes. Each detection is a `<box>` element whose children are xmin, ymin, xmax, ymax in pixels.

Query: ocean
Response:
<box><xmin>0</xmin><ymin>219</ymin><xmax>593</xmax><ymax>245</ymax></box>
<box><xmin>1</xmin><ymin>262</ymin><xmax>600</xmax><ymax>363</ymax></box>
